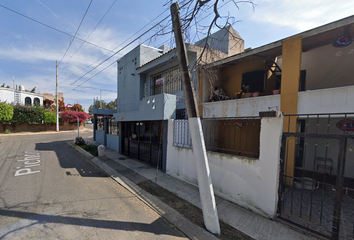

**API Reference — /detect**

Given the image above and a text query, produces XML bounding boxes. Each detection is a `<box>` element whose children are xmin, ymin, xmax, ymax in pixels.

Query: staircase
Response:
<box><xmin>14</xmin><ymin>90</ymin><xmax>20</xmax><ymax>105</ymax></box>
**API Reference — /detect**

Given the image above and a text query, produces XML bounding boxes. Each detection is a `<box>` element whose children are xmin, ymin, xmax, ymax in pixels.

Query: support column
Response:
<box><xmin>281</xmin><ymin>35</ymin><xmax>302</xmax><ymax>184</ymax></box>
<box><xmin>104</xmin><ymin>116</ymin><xmax>109</xmax><ymax>146</ymax></box>
<box><xmin>93</xmin><ymin>115</ymin><xmax>97</xmax><ymax>141</ymax></box>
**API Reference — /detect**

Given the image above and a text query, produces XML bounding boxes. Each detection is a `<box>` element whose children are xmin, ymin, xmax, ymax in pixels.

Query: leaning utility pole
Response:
<box><xmin>170</xmin><ymin>2</ymin><xmax>220</xmax><ymax>234</ymax></box>
<box><xmin>56</xmin><ymin>61</ymin><xmax>59</xmax><ymax>132</ymax></box>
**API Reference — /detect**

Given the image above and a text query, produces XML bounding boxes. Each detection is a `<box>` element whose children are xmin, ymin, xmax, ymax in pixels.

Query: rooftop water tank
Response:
<box><xmin>19</xmin><ymin>85</ymin><xmax>25</xmax><ymax>91</ymax></box>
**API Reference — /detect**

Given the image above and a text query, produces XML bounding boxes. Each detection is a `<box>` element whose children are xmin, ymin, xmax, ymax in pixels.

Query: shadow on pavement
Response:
<box><xmin>35</xmin><ymin>141</ymin><xmax>107</xmax><ymax>178</ymax></box>
<box><xmin>0</xmin><ymin>209</ymin><xmax>184</xmax><ymax>238</ymax></box>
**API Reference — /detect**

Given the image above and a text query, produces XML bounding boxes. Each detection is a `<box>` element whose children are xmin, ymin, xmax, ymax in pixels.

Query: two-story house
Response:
<box><xmin>115</xmin><ymin>27</ymin><xmax>243</xmax><ymax>172</ymax></box>
<box><xmin>168</xmin><ymin>15</ymin><xmax>354</xmax><ymax>239</ymax></box>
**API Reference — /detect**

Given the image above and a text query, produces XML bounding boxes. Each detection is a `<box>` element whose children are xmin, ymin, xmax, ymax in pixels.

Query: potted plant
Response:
<box><xmin>235</xmin><ymin>90</ymin><xmax>243</xmax><ymax>99</ymax></box>
<box><xmin>273</xmin><ymin>89</ymin><xmax>280</xmax><ymax>95</ymax></box>
<box><xmin>252</xmin><ymin>90</ymin><xmax>259</xmax><ymax>97</ymax></box>
<box><xmin>243</xmin><ymin>85</ymin><xmax>251</xmax><ymax>98</ymax></box>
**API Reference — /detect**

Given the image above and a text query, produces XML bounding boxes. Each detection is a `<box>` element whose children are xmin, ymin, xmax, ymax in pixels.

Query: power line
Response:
<box><xmin>0</xmin><ymin>3</ymin><xmax>114</xmax><ymax>53</ymax></box>
<box><xmin>60</xmin><ymin>0</ymin><xmax>118</xmax><ymax>71</ymax></box>
<box><xmin>72</xmin><ymin>85</ymin><xmax>116</xmax><ymax>92</ymax></box>
<box><xmin>58</xmin><ymin>0</ymin><xmax>93</xmax><ymax>66</ymax></box>
<box><xmin>61</xmin><ymin>4</ymin><xmax>171</xmax><ymax>85</ymax></box>
<box><xmin>71</xmin><ymin>14</ymin><xmax>171</xmax><ymax>87</ymax></box>
<box><xmin>68</xmin><ymin>30</ymin><xmax>172</xmax><ymax>93</ymax></box>
<box><xmin>64</xmin><ymin>0</ymin><xmax>211</xmax><ymax>92</ymax></box>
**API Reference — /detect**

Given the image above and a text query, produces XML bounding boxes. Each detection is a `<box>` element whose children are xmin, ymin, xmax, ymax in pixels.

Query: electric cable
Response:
<box><xmin>60</xmin><ymin>0</ymin><xmax>118</xmax><ymax>72</ymax></box>
<box><xmin>71</xmin><ymin>14</ymin><xmax>171</xmax><ymax>87</ymax></box>
<box><xmin>58</xmin><ymin>0</ymin><xmax>93</xmax><ymax>66</ymax></box>
<box><xmin>0</xmin><ymin>3</ymin><xmax>114</xmax><ymax>53</ymax></box>
<box><xmin>62</xmin><ymin>3</ymin><xmax>171</xmax><ymax>85</ymax></box>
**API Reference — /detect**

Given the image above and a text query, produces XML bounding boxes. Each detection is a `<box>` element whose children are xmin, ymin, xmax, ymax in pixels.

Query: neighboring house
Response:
<box><xmin>42</xmin><ymin>92</ymin><xmax>64</xmax><ymax>109</ymax></box>
<box><xmin>92</xmin><ymin>18</ymin><xmax>354</xmax><ymax>239</ymax></box>
<box><xmin>0</xmin><ymin>85</ymin><xmax>64</xmax><ymax>109</ymax></box>
<box><xmin>0</xmin><ymin>85</ymin><xmax>43</xmax><ymax>106</ymax></box>
<box><xmin>169</xmin><ymin>15</ymin><xmax>354</xmax><ymax>239</ymax></box>
<box><xmin>92</xmin><ymin>27</ymin><xmax>243</xmax><ymax>171</ymax></box>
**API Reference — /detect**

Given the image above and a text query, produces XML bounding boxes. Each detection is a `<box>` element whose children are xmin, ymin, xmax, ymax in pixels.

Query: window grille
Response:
<box><xmin>151</xmin><ymin>66</ymin><xmax>182</xmax><ymax>95</ymax></box>
<box><xmin>109</xmin><ymin>119</ymin><xmax>119</xmax><ymax>135</ymax></box>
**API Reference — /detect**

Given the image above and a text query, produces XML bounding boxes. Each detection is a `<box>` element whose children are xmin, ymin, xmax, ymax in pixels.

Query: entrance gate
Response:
<box><xmin>278</xmin><ymin>114</ymin><xmax>354</xmax><ymax>239</ymax></box>
<box><xmin>122</xmin><ymin>121</ymin><xmax>163</xmax><ymax>170</ymax></box>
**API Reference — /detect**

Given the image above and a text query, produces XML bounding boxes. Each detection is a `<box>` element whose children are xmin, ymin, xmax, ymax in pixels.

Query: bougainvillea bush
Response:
<box><xmin>60</xmin><ymin>111</ymin><xmax>88</xmax><ymax>123</ymax></box>
<box><xmin>10</xmin><ymin>105</ymin><xmax>45</xmax><ymax>124</ymax></box>
<box><xmin>0</xmin><ymin>102</ymin><xmax>13</xmax><ymax>122</ymax></box>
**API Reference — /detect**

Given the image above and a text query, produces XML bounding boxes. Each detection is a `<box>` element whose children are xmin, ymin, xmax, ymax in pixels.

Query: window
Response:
<box><xmin>241</xmin><ymin>70</ymin><xmax>266</xmax><ymax>93</ymax></box>
<box><xmin>25</xmin><ymin>97</ymin><xmax>32</xmax><ymax>106</ymax></box>
<box><xmin>151</xmin><ymin>66</ymin><xmax>182</xmax><ymax>95</ymax></box>
<box><xmin>153</xmin><ymin>74</ymin><xmax>163</xmax><ymax>95</ymax></box>
<box><xmin>109</xmin><ymin>119</ymin><xmax>119</xmax><ymax>135</ymax></box>
<box><xmin>34</xmin><ymin>98</ymin><xmax>40</xmax><ymax>106</ymax></box>
<box><xmin>299</xmin><ymin>70</ymin><xmax>306</xmax><ymax>92</ymax></box>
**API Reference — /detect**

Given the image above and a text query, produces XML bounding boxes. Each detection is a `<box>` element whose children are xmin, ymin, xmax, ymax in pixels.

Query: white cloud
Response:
<box><xmin>249</xmin><ymin>0</ymin><xmax>354</xmax><ymax>31</ymax></box>
<box><xmin>36</xmin><ymin>0</ymin><xmax>59</xmax><ymax>18</ymax></box>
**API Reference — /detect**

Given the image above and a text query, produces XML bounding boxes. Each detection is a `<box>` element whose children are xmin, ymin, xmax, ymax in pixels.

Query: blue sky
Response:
<box><xmin>0</xmin><ymin>0</ymin><xmax>353</xmax><ymax>111</ymax></box>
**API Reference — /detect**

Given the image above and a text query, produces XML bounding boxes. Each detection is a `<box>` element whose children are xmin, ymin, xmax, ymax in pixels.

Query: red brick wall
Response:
<box><xmin>0</xmin><ymin>122</ymin><xmax>84</xmax><ymax>133</ymax></box>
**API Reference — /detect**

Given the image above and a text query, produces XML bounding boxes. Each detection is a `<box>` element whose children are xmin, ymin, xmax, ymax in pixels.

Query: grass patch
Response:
<box><xmin>138</xmin><ymin>180</ymin><xmax>253</xmax><ymax>240</ymax></box>
<box><xmin>4</xmin><ymin>129</ymin><xmax>11</xmax><ymax>134</ymax></box>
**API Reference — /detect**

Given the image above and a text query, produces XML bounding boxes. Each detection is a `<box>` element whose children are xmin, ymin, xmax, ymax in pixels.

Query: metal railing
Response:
<box><xmin>108</xmin><ymin>119</ymin><xmax>119</xmax><ymax>135</ymax></box>
<box><xmin>279</xmin><ymin>113</ymin><xmax>354</xmax><ymax>240</ymax></box>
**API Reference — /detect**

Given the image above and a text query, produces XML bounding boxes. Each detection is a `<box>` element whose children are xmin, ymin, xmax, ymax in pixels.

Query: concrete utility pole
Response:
<box><xmin>56</xmin><ymin>61</ymin><xmax>59</xmax><ymax>132</ymax></box>
<box><xmin>170</xmin><ymin>2</ymin><xmax>220</xmax><ymax>234</ymax></box>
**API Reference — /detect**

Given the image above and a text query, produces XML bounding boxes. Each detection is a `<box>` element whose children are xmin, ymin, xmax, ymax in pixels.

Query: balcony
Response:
<box><xmin>202</xmin><ymin>94</ymin><xmax>281</xmax><ymax>118</ymax></box>
<box><xmin>298</xmin><ymin>85</ymin><xmax>354</xmax><ymax>114</ymax></box>
<box><xmin>114</xmin><ymin>93</ymin><xmax>176</xmax><ymax>122</ymax></box>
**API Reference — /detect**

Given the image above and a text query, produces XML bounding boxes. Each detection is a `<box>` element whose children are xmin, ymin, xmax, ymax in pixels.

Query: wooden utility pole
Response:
<box><xmin>56</xmin><ymin>61</ymin><xmax>59</xmax><ymax>132</ymax></box>
<box><xmin>170</xmin><ymin>2</ymin><xmax>220</xmax><ymax>234</ymax></box>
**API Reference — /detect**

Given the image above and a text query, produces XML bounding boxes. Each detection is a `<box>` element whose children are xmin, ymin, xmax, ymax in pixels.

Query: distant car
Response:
<box><xmin>86</xmin><ymin>119</ymin><xmax>92</xmax><ymax>124</ymax></box>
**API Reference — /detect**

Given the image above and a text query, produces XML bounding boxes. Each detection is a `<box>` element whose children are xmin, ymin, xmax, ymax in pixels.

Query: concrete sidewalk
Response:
<box><xmin>69</xmin><ymin>139</ymin><xmax>319</xmax><ymax>240</ymax></box>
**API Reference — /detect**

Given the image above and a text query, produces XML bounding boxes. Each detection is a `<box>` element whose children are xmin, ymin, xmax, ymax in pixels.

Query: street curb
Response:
<box><xmin>67</xmin><ymin>141</ymin><xmax>219</xmax><ymax>240</ymax></box>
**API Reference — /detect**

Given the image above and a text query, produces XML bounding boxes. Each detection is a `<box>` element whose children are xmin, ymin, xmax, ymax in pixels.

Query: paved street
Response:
<box><xmin>0</xmin><ymin>131</ymin><xmax>186</xmax><ymax>239</ymax></box>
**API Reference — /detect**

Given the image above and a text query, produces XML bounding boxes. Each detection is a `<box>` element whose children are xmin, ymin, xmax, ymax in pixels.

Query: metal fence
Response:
<box><xmin>278</xmin><ymin>113</ymin><xmax>354</xmax><ymax>240</ymax></box>
<box><xmin>108</xmin><ymin>119</ymin><xmax>119</xmax><ymax>135</ymax></box>
<box><xmin>173</xmin><ymin>120</ymin><xmax>192</xmax><ymax>148</ymax></box>
<box><xmin>173</xmin><ymin>117</ymin><xmax>261</xmax><ymax>158</ymax></box>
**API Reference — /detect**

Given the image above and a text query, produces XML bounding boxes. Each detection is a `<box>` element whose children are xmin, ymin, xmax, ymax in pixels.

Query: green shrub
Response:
<box><xmin>4</xmin><ymin>129</ymin><xmax>11</xmax><ymax>134</ymax></box>
<box><xmin>0</xmin><ymin>103</ymin><xmax>14</xmax><ymax>122</ymax></box>
<box><xmin>10</xmin><ymin>105</ymin><xmax>45</xmax><ymax>124</ymax></box>
<box><xmin>83</xmin><ymin>143</ymin><xmax>98</xmax><ymax>156</ymax></box>
<box><xmin>44</xmin><ymin>111</ymin><xmax>56</xmax><ymax>124</ymax></box>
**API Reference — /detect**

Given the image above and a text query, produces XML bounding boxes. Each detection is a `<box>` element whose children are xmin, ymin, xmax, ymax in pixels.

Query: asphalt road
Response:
<box><xmin>0</xmin><ymin>131</ymin><xmax>186</xmax><ymax>239</ymax></box>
